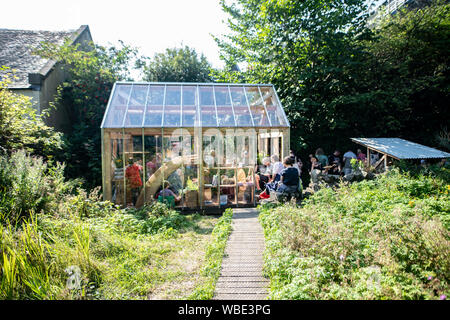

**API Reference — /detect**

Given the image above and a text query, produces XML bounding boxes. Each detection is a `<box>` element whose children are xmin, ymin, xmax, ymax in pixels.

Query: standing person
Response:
<box><xmin>328</xmin><ymin>150</ymin><xmax>342</xmax><ymax>175</ymax></box>
<box><xmin>343</xmin><ymin>150</ymin><xmax>357</xmax><ymax>175</ymax></box>
<box><xmin>315</xmin><ymin>148</ymin><xmax>329</xmax><ymax>168</ymax></box>
<box><xmin>125</xmin><ymin>158</ymin><xmax>143</xmax><ymax>206</ymax></box>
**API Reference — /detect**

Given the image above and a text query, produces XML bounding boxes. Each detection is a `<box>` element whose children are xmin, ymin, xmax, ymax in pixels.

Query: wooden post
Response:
<box><xmin>367</xmin><ymin>148</ymin><xmax>371</xmax><ymax>167</ymax></box>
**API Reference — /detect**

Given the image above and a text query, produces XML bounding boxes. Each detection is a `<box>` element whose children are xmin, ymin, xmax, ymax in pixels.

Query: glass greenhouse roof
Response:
<box><xmin>100</xmin><ymin>82</ymin><xmax>290</xmax><ymax>128</ymax></box>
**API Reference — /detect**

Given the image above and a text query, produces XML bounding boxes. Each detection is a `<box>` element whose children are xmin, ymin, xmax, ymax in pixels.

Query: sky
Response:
<box><xmin>0</xmin><ymin>0</ymin><xmax>231</xmax><ymax>73</ymax></box>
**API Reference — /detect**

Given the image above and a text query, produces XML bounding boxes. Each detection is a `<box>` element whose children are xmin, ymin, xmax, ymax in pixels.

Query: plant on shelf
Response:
<box><xmin>183</xmin><ymin>177</ymin><xmax>198</xmax><ymax>207</ymax></box>
<box><xmin>183</xmin><ymin>178</ymin><xmax>197</xmax><ymax>191</ymax></box>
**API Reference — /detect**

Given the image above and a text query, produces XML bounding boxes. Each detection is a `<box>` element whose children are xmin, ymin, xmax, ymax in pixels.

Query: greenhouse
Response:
<box><xmin>100</xmin><ymin>82</ymin><xmax>290</xmax><ymax>211</ymax></box>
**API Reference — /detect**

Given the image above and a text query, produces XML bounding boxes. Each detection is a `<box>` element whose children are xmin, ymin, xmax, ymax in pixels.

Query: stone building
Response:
<box><xmin>0</xmin><ymin>25</ymin><xmax>92</xmax><ymax>132</ymax></box>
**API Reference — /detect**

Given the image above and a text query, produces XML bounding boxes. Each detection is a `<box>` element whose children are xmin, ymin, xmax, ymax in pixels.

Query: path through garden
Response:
<box><xmin>214</xmin><ymin>208</ymin><xmax>269</xmax><ymax>300</ymax></box>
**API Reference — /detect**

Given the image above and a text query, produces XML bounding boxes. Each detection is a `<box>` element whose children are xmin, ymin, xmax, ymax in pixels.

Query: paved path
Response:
<box><xmin>213</xmin><ymin>208</ymin><xmax>269</xmax><ymax>300</ymax></box>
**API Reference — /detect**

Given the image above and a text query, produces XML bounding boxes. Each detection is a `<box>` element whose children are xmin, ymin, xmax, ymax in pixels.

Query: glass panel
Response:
<box><xmin>237</xmin><ymin>166</ymin><xmax>255</xmax><ymax>205</ymax></box>
<box><xmin>182</xmin><ymin>86</ymin><xmax>199</xmax><ymax>127</ymax></box>
<box><xmin>260</xmin><ymin>87</ymin><xmax>286</xmax><ymax>126</ymax></box>
<box><xmin>161</xmin><ymin>129</ymin><xmax>184</xmax><ymax>207</ymax></box>
<box><xmin>123</xmin><ymin>130</ymin><xmax>144</xmax><ymax>207</ymax></box>
<box><xmin>216</xmin><ymin>106</ymin><xmax>235</xmax><ymax>127</ymax></box>
<box><xmin>123</xmin><ymin>85</ymin><xmax>147</xmax><ymax>127</ymax></box>
<box><xmin>200</xmin><ymin>86</ymin><xmax>217</xmax><ymax>127</ymax></box>
<box><xmin>103</xmin><ymin>84</ymin><xmax>131</xmax><ymax>127</ymax></box>
<box><xmin>202</xmin><ymin>132</ymin><xmax>220</xmax><ymax>207</ymax></box>
<box><xmin>164</xmin><ymin>86</ymin><xmax>181</xmax><ymax>127</ymax></box>
<box><xmin>245</xmin><ymin>87</ymin><xmax>270</xmax><ymax>127</ymax></box>
<box><xmin>230</xmin><ymin>86</ymin><xmax>247</xmax><ymax>106</ymax></box>
<box><xmin>182</xmin><ymin>86</ymin><xmax>197</xmax><ymax>106</ymax></box>
<box><xmin>180</xmin><ymin>129</ymin><xmax>198</xmax><ymax>208</ymax></box>
<box><xmin>182</xmin><ymin>106</ymin><xmax>197</xmax><ymax>127</ymax></box>
<box><xmin>144</xmin><ymin>86</ymin><xmax>164</xmax><ymax>127</ymax></box>
<box><xmin>142</xmin><ymin>129</ymin><xmax>163</xmax><ymax>204</ymax></box>
<box><xmin>164</xmin><ymin>105</ymin><xmax>181</xmax><ymax>127</ymax></box>
<box><xmin>199</xmin><ymin>86</ymin><xmax>214</xmax><ymax>106</ymax></box>
<box><xmin>230</xmin><ymin>87</ymin><xmax>252</xmax><ymax>126</ymax></box>
<box><xmin>148</xmin><ymin>85</ymin><xmax>165</xmax><ymax>105</ymax></box>
<box><xmin>215</xmin><ymin>87</ymin><xmax>235</xmax><ymax>127</ymax></box>
<box><xmin>214</xmin><ymin>86</ymin><xmax>231</xmax><ymax>106</ymax></box>
<box><xmin>109</xmin><ymin>131</ymin><xmax>125</xmax><ymax>206</ymax></box>
<box><xmin>201</xmin><ymin>106</ymin><xmax>217</xmax><ymax>127</ymax></box>
<box><xmin>220</xmin><ymin>130</ymin><xmax>237</xmax><ymax>205</ymax></box>
<box><xmin>165</xmin><ymin>86</ymin><xmax>181</xmax><ymax>106</ymax></box>
<box><xmin>233</xmin><ymin>106</ymin><xmax>252</xmax><ymax>126</ymax></box>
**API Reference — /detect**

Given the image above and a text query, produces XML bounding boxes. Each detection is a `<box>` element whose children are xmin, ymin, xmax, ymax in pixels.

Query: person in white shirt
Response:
<box><xmin>271</xmin><ymin>155</ymin><xmax>284</xmax><ymax>181</ymax></box>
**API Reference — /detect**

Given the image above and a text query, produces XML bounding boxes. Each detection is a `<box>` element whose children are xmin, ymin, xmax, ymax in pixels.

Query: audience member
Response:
<box><xmin>328</xmin><ymin>150</ymin><xmax>342</xmax><ymax>175</ymax></box>
<box><xmin>315</xmin><ymin>148</ymin><xmax>329</xmax><ymax>168</ymax></box>
<box><xmin>343</xmin><ymin>150</ymin><xmax>357</xmax><ymax>175</ymax></box>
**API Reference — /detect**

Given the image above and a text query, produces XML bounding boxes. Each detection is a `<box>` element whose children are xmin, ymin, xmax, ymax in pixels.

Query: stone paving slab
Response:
<box><xmin>214</xmin><ymin>294</ymin><xmax>267</xmax><ymax>300</ymax></box>
<box><xmin>213</xmin><ymin>208</ymin><xmax>269</xmax><ymax>300</ymax></box>
<box><xmin>215</xmin><ymin>281</ymin><xmax>269</xmax><ymax>288</ymax></box>
<box><xmin>215</xmin><ymin>288</ymin><xmax>268</xmax><ymax>294</ymax></box>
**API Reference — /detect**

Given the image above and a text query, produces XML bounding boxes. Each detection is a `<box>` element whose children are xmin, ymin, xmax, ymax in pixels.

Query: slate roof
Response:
<box><xmin>351</xmin><ymin>137</ymin><xmax>450</xmax><ymax>160</ymax></box>
<box><xmin>0</xmin><ymin>27</ymin><xmax>80</xmax><ymax>88</ymax></box>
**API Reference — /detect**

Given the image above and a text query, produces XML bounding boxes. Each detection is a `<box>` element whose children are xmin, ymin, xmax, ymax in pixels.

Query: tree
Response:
<box><xmin>363</xmin><ymin>2</ymin><xmax>450</xmax><ymax>149</ymax></box>
<box><xmin>35</xmin><ymin>40</ymin><xmax>141</xmax><ymax>189</ymax></box>
<box><xmin>0</xmin><ymin>67</ymin><xmax>63</xmax><ymax>157</ymax></box>
<box><xmin>142</xmin><ymin>46</ymin><xmax>214</xmax><ymax>82</ymax></box>
<box><xmin>215</xmin><ymin>0</ymin><xmax>450</xmax><ymax>157</ymax></box>
<box><xmin>215</xmin><ymin>0</ymin><xmax>371</xmax><ymax>154</ymax></box>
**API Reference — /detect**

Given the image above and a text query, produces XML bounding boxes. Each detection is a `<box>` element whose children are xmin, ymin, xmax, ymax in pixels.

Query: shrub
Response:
<box><xmin>0</xmin><ymin>150</ymin><xmax>80</xmax><ymax>224</ymax></box>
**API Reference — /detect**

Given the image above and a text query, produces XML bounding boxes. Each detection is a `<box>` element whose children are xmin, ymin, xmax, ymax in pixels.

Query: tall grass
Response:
<box><xmin>188</xmin><ymin>208</ymin><xmax>233</xmax><ymax>299</ymax></box>
<box><xmin>1</xmin><ymin>150</ymin><xmax>212</xmax><ymax>299</ymax></box>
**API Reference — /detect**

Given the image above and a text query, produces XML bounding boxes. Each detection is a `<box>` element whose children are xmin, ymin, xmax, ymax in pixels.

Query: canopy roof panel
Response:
<box><xmin>100</xmin><ymin>82</ymin><xmax>290</xmax><ymax>129</ymax></box>
<box><xmin>351</xmin><ymin>137</ymin><xmax>450</xmax><ymax>160</ymax></box>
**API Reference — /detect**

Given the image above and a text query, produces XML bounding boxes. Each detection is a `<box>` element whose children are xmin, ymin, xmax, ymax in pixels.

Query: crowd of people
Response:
<box><xmin>307</xmin><ymin>147</ymin><xmax>378</xmax><ymax>176</ymax></box>
<box><xmin>255</xmin><ymin>147</ymin><xmax>378</xmax><ymax>202</ymax></box>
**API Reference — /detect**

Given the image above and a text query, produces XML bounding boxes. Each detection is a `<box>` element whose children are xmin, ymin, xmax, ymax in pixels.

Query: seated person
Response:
<box><xmin>158</xmin><ymin>180</ymin><xmax>181</xmax><ymax>202</ymax></box>
<box><xmin>328</xmin><ymin>150</ymin><xmax>342</xmax><ymax>175</ymax></box>
<box><xmin>309</xmin><ymin>154</ymin><xmax>322</xmax><ymax>172</ymax></box>
<box><xmin>255</xmin><ymin>157</ymin><xmax>272</xmax><ymax>191</ymax></box>
<box><xmin>276</xmin><ymin>156</ymin><xmax>300</xmax><ymax>197</ymax></box>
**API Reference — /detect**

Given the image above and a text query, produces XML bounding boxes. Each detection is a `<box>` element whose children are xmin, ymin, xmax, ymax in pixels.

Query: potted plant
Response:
<box><xmin>183</xmin><ymin>178</ymin><xmax>198</xmax><ymax>207</ymax></box>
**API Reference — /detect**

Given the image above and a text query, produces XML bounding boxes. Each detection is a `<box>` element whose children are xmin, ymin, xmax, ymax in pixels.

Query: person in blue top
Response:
<box><xmin>276</xmin><ymin>156</ymin><xmax>300</xmax><ymax>197</ymax></box>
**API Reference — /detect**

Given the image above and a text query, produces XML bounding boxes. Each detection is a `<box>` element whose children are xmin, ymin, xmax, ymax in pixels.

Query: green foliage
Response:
<box><xmin>0</xmin><ymin>67</ymin><xmax>63</xmax><ymax>157</ymax></box>
<box><xmin>188</xmin><ymin>208</ymin><xmax>233</xmax><ymax>299</ymax></box>
<box><xmin>0</xmin><ymin>150</ymin><xmax>219</xmax><ymax>299</ymax></box>
<box><xmin>0</xmin><ymin>150</ymin><xmax>80</xmax><ymax>225</ymax></box>
<box><xmin>259</xmin><ymin>168</ymin><xmax>449</xmax><ymax>299</ymax></box>
<box><xmin>216</xmin><ymin>0</ymin><xmax>450</xmax><ymax>156</ymax></box>
<box><xmin>34</xmin><ymin>40</ymin><xmax>141</xmax><ymax>189</ymax></box>
<box><xmin>142</xmin><ymin>45</ymin><xmax>214</xmax><ymax>82</ymax></box>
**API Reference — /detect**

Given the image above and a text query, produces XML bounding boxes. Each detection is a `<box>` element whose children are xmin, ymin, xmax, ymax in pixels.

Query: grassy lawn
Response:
<box><xmin>94</xmin><ymin>214</ymin><xmax>219</xmax><ymax>300</ymax></box>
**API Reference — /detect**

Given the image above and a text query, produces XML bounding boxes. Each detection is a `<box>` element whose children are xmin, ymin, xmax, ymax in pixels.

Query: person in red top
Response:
<box><xmin>126</xmin><ymin>158</ymin><xmax>142</xmax><ymax>206</ymax></box>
